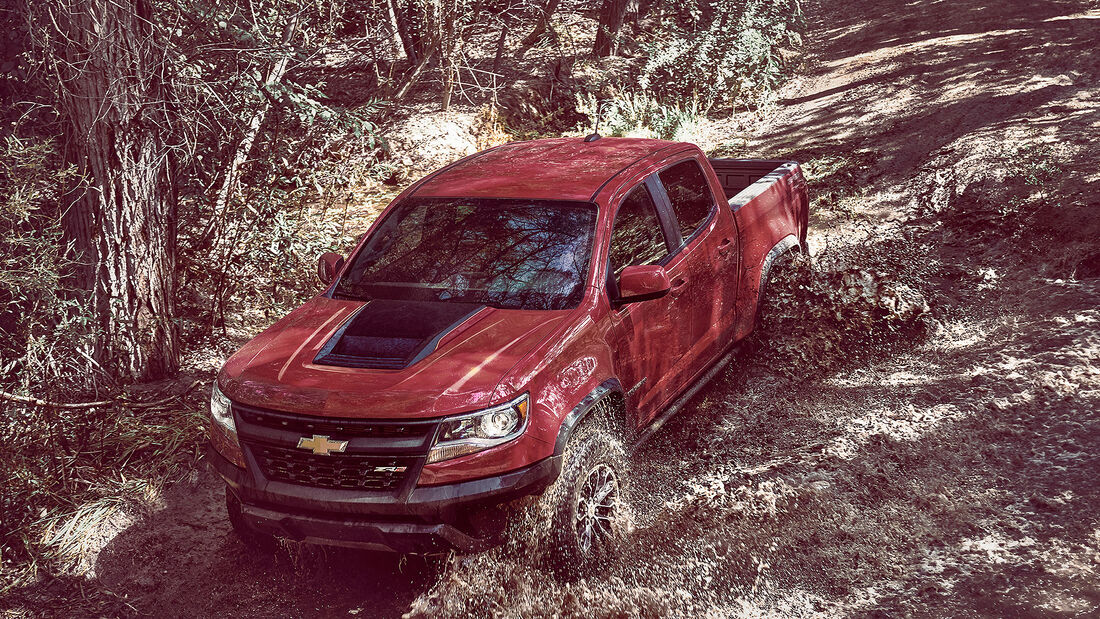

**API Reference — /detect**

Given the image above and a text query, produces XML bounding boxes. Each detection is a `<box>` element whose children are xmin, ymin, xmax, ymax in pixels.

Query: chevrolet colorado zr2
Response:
<box><xmin>208</xmin><ymin>136</ymin><xmax>809</xmax><ymax>569</ymax></box>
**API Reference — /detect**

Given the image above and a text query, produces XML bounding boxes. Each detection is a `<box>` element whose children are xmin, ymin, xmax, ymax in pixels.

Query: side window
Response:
<box><xmin>659</xmin><ymin>160</ymin><xmax>714</xmax><ymax>240</ymax></box>
<box><xmin>609</xmin><ymin>185</ymin><xmax>668</xmax><ymax>275</ymax></box>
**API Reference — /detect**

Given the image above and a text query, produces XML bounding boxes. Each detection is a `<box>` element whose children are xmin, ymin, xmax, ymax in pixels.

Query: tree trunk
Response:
<box><xmin>385</xmin><ymin>0</ymin><xmax>407</xmax><ymax>58</ymax></box>
<box><xmin>395</xmin><ymin>50</ymin><xmax>435</xmax><ymax>99</ymax></box>
<box><xmin>625</xmin><ymin>0</ymin><xmax>641</xmax><ymax>26</ymax></box>
<box><xmin>45</xmin><ymin>0</ymin><xmax>179</xmax><ymax>381</ymax></box>
<box><xmin>438</xmin><ymin>0</ymin><xmax>458</xmax><ymax>111</ymax></box>
<box><xmin>594</xmin><ymin>0</ymin><xmax>628</xmax><ymax>57</ymax></box>
<box><xmin>514</xmin><ymin>0</ymin><xmax>560</xmax><ymax>59</ymax></box>
<box><xmin>440</xmin><ymin>56</ymin><xmax>455</xmax><ymax>111</ymax></box>
<box><xmin>390</xmin><ymin>0</ymin><xmax>430</xmax><ymax>65</ymax></box>
<box><xmin>492</xmin><ymin>18</ymin><xmax>508</xmax><ymax>74</ymax></box>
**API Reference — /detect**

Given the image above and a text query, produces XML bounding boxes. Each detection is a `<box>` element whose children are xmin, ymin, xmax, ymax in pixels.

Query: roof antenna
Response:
<box><xmin>584</xmin><ymin>99</ymin><xmax>604</xmax><ymax>142</ymax></box>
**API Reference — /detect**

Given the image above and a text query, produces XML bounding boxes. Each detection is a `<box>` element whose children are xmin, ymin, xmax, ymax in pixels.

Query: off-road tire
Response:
<box><xmin>225</xmin><ymin>488</ymin><xmax>277</xmax><ymax>551</ymax></box>
<box><xmin>546</xmin><ymin>425</ymin><xmax>628</xmax><ymax>575</ymax></box>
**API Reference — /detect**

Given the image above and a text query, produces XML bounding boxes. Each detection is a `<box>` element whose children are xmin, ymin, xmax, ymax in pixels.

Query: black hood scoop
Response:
<box><xmin>314</xmin><ymin>299</ymin><xmax>483</xmax><ymax>370</ymax></box>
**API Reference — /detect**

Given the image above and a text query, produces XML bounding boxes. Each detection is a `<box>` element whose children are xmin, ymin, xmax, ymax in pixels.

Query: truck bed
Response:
<box><xmin>707</xmin><ymin>157</ymin><xmax>808</xmax><ymax>342</ymax></box>
<box><xmin>708</xmin><ymin>159</ymin><xmax>800</xmax><ymax>210</ymax></box>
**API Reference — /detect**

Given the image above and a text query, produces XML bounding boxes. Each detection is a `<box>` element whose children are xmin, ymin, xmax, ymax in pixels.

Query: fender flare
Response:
<box><xmin>798</xmin><ymin>199</ymin><xmax>810</xmax><ymax>249</ymax></box>
<box><xmin>756</xmin><ymin>234</ymin><xmax>801</xmax><ymax>308</ymax></box>
<box><xmin>552</xmin><ymin>378</ymin><xmax>623</xmax><ymax>456</ymax></box>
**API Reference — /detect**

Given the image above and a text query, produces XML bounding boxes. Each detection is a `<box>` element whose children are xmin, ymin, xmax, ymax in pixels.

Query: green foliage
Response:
<box><xmin>181</xmin><ymin>185</ymin><xmax>359</xmax><ymax>329</ymax></box>
<box><xmin>638</xmin><ymin>0</ymin><xmax>803</xmax><ymax>110</ymax></box>
<box><xmin>986</xmin><ymin>140</ymin><xmax>1065</xmax><ymax>218</ymax></box>
<box><xmin>275</xmin><ymin>82</ymin><xmax>379</xmax><ymax>137</ymax></box>
<box><xmin>0</xmin><ymin>135</ymin><xmax>67</xmax><ymax>319</ymax></box>
<box><xmin>0</xmin><ymin>128</ymin><xmax>100</xmax><ymax>396</ymax></box>
<box><xmin>167</xmin><ymin>0</ymin><xmax>385</xmax><ymax>193</ymax></box>
<box><xmin>577</xmin><ymin>91</ymin><xmax>705</xmax><ymax>141</ymax></box>
<box><xmin>166</xmin><ymin>0</ymin><xmax>386</xmax><ymax>329</ymax></box>
<box><xmin>175</xmin><ymin>84</ymin><xmax>376</xmax><ymax>328</ymax></box>
<box><xmin>571</xmin><ymin>0</ymin><xmax>805</xmax><ymax>141</ymax></box>
<box><xmin>1006</xmin><ymin>141</ymin><xmax>1062</xmax><ymax>191</ymax></box>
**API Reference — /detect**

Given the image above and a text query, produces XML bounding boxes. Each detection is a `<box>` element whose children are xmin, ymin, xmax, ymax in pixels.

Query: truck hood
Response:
<box><xmin>220</xmin><ymin>296</ymin><xmax>570</xmax><ymax>419</ymax></box>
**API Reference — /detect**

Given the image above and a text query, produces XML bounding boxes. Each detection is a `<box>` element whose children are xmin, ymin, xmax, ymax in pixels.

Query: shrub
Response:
<box><xmin>576</xmin><ymin>91</ymin><xmax>705</xmax><ymax>141</ymax></box>
<box><xmin>0</xmin><ymin>127</ymin><xmax>96</xmax><ymax>395</ymax></box>
<box><xmin>638</xmin><ymin>0</ymin><xmax>803</xmax><ymax>110</ymax></box>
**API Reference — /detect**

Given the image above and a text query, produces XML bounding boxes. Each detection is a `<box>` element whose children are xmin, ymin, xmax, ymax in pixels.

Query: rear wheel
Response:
<box><xmin>755</xmin><ymin>248</ymin><xmax>801</xmax><ymax>328</ymax></box>
<box><xmin>225</xmin><ymin>488</ymin><xmax>277</xmax><ymax>551</ymax></box>
<box><xmin>546</xmin><ymin>424</ymin><xmax>628</xmax><ymax>574</ymax></box>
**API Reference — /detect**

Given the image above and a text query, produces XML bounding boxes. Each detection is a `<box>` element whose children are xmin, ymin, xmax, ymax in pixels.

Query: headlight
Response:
<box><xmin>210</xmin><ymin>383</ymin><xmax>235</xmax><ymax>433</ymax></box>
<box><xmin>427</xmin><ymin>394</ymin><xmax>529</xmax><ymax>464</ymax></box>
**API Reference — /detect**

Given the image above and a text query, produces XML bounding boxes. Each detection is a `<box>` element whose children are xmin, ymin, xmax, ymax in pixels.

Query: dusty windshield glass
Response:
<box><xmin>335</xmin><ymin>197</ymin><xmax>597</xmax><ymax>310</ymax></box>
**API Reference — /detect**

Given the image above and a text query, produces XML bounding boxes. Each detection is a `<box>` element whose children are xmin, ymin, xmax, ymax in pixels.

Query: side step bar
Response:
<box><xmin>633</xmin><ymin>344</ymin><xmax>740</xmax><ymax>446</ymax></box>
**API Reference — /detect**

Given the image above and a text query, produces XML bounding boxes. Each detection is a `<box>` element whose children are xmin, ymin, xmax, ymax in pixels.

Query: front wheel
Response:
<box><xmin>546</xmin><ymin>426</ymin><xmax>628</xmax><ymax>574</ymax></box>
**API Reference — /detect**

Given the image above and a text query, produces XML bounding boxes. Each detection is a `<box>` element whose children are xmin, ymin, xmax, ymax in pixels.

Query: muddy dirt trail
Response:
<box><xmin>7</xmin><ymin>0</ymin><xmax>1098</xmax><ymax>616</ymax></box>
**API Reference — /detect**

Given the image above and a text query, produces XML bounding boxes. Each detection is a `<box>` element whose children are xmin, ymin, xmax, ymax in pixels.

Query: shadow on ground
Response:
<box><xmin>628</xmin><ymin>271</ymin><xmax>1100</xmax><ymax>615</ymax></box>
<box><xmin>763</xmin><ymin>0</ymin><xmax>1099</xmax><ymax>186</ymax></box>
<box><xmin>2</xmin><ymin>470</ymin><xmax>439</xmax><ymax>618</ymax></box>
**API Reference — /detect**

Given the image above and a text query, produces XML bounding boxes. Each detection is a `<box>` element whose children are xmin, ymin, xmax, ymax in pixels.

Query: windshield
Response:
<box><xmin>335</xmin><ymin>197</ymin><xmax>598</xmax><ymax>310</ymax></box>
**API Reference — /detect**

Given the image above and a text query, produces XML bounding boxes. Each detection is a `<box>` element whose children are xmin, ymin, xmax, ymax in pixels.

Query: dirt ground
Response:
<box><xmin>4</xmin><ymin>0</ymin><xmax>1098</xmax><ymax>616</ymax></box>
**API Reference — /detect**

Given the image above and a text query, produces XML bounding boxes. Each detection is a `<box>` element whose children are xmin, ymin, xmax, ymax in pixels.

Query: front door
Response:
<box><xmin>604</xmin><ymin>181</ymin><xmax>681</xmax><ymax>426</ymax></box>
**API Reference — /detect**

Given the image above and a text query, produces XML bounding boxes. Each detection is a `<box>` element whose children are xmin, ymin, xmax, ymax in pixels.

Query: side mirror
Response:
<box><xmin>616</xmin><ymin>265</ymin><xmax>671</xmax><ymax>305</ymax></box>
<box><xmin>318</xmin><ymin>252</ymin><xmax>345</xmax><ymax>285</ymax></box>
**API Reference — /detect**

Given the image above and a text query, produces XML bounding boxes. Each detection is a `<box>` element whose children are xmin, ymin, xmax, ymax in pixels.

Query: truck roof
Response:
<box><xmin>412</xmin><ymin>137</ymin><xmax>688</xmax><ymax>202</ymax></box>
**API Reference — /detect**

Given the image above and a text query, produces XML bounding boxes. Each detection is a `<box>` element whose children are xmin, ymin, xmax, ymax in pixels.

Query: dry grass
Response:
<box><xmin>0</xmin><ymin>386</ymin><xmax>208</xmax><ymax>594</ymax></box>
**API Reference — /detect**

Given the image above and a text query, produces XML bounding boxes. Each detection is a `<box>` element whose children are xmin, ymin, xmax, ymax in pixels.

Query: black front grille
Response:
<box><xmin>236</xmin><ymin>406</ymin><xmax>437</xmax><ymax>441</ymax></box>
<box><xmin>232</xmin><ymin>403</ymin><xmax>439</xmax><ymax>492</ymax></box>
<box><xmin>253</xmin><ymin>443</ymin><xmax>416</xmax><ymax>491</ymax></box>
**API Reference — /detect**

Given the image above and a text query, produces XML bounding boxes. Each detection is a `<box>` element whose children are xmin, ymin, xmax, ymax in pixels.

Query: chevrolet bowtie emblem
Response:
<box><xmin>296</xmin><ymin>434</ymin><xmax>348</xmax><ymax>456</ymax></box>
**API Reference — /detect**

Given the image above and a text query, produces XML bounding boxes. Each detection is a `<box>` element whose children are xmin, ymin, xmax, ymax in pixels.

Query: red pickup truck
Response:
<box><xmin>208</xmin><ymin>137</ymin><xmax>808</xmax><ymax>568</ymax></box>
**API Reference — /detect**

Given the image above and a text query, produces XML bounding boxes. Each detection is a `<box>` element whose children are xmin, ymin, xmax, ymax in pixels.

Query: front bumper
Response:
<box><xmin>208</xmin><ymin>446</ymin><xmax>561</xmax><ymax>553</ymax></box>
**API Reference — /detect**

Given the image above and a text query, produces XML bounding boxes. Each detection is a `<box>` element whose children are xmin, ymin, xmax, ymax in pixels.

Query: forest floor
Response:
<box><xmin>4</xmin><ymin>0</ymin><xmax>1099</xmax><ymax>616</ymax></box>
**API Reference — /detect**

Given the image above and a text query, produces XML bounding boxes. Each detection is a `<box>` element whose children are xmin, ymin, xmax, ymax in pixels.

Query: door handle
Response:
<box><xmin>716</xmin><ymin>238</ymin><xmax>733</xmax><ymax>257</ymax></box>
<box><xmin>671</xmin><ymin>277</ymin><xmax>688</xmax><ymax>291</ymax></box>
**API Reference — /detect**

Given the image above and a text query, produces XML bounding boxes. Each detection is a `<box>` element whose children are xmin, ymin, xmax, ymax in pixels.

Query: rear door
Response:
<box><xmin>652</xmin><ymin>157</ymin><xmax>741</xmax><ymax>386</ymax></box>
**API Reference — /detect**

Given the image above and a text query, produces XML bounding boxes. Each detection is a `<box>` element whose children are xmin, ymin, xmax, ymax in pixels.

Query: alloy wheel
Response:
<box><xmin>574</xmin><ymin>463</ymin><xmax>620</xmax><ymax>555</ymax></box>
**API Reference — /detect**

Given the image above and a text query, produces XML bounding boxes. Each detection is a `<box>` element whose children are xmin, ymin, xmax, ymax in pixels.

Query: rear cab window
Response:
<box><xmin>658</xmin><ymin>159</ymin><xmax>715</xmax><ymax>243</ymax></box>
